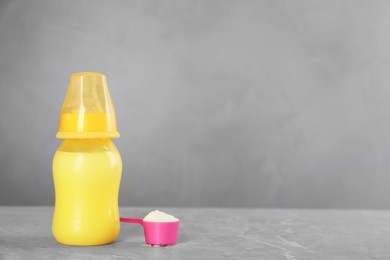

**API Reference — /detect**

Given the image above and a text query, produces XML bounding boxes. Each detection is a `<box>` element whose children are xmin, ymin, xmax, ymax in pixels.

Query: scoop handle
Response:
<box><xmin>120</xmin><ymin>217</ymin><xmax>144</xmax><ymax>226</ymax></box>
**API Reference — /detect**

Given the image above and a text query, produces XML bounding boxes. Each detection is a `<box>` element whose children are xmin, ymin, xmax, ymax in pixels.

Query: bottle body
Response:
<box><xmin>52</xmin><ymin>138</ymin><xmax>122</xmax><ymax>246</ymax></box>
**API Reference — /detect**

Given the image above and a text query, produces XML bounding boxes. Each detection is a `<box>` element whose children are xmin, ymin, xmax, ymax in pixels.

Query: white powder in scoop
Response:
<box><xmin>143</xmin><ymin>210</ymin><xmax>179</xmax><ymax>222</ymax></box>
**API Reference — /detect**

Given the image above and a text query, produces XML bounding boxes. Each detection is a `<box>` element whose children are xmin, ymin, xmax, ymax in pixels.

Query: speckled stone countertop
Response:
<box><xmin>0</xmin><ymin>207</ymin><xmax>389</xmax><ymax>259</ymax></box>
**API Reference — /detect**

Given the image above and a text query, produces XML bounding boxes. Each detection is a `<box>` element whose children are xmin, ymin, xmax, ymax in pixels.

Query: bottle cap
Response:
<box><xmin>56</xmin><ymin>72</ymin><xmax>120</xmax><ymax>139</ymax></box>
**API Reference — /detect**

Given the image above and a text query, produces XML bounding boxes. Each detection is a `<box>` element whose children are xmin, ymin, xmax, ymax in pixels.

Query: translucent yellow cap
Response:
<box><xmin>56</xmin><ymin>72</ymin><xmax>120</xmax><ymax>139</ymax></box>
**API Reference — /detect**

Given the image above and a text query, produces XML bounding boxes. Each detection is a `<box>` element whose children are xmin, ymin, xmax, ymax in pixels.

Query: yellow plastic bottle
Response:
<box><xmin>52</xmin><ymin>72</ymin><xmax>122</xmax><ymax>246</ymax></box>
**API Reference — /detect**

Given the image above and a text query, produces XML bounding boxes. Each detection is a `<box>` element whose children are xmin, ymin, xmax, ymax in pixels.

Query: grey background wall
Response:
<box><xmin>0</xmin><ymin>0</ymin><xmax>390</xmax><ymax>208</ymax></box>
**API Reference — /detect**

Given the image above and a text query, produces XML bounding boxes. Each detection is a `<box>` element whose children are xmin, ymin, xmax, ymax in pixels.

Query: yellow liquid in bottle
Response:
<box><xmin>52</xmin><ymin>139</ymin><xmax>122</xmax><ymax>246</ymax></box>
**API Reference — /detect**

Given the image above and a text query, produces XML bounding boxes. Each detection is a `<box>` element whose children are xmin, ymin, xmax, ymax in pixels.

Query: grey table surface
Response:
<box><xmin>0</xmin><ymin>207</ymin><xmax>390</xmax><ymax>260</ymax></box>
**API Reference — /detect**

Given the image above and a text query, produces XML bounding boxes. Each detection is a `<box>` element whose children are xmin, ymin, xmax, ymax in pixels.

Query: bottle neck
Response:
<box><xmin>57</xmin><ymin>138</ymin><xmax>115</xmax><ymax>153</ymax></box>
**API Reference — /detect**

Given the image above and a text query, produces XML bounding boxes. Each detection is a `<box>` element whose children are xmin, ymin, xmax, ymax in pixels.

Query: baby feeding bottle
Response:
<box><xmin>52</xmin><ymin>72</ymin><xmax>122</xmax><ymax>246</ymax></box>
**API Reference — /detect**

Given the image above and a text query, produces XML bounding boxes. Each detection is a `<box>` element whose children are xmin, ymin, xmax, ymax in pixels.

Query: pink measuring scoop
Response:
<box><xmin>120</xmin><ymin>217</ymin><xmax>180</xmax><ymax>246</ymax></box>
